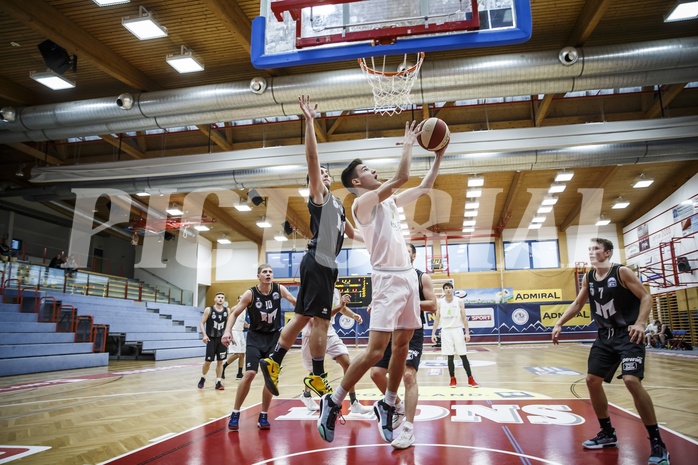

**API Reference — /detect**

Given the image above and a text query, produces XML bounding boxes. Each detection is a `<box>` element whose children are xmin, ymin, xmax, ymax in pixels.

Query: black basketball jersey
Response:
<box><xmin>587</xmin><ymin>264</ymin><xmax>640</xmax><ymax>329</ymax></box>
<box><xmin>416</xmin><ymin>268</ymin><xmax>427</xmax><ymax>326</ymax></box>
<box><xmin>205</xmin><ymin>306</ymin><xmax>229</xmax><ymax>338</ymax></box>
<box><xmin>306</xmin><ymin>193</ymin><xmax>346</xmax><ymax>269</ymax></box>
<box><xmin>247</xmin><ymin>283</ymin><xmax>282</xmax><ymax>333</ymax></box>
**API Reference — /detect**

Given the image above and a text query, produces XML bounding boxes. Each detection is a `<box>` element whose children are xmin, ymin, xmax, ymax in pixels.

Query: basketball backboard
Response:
<box><xmin>251</xmin><ymin>0</ymin><xmax>532</xmax><ymax>68</ymax></box>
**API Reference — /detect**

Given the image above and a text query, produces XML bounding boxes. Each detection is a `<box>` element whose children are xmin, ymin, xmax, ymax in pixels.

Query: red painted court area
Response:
<box><xmin>105</xmin><ymin>398</ymin><xmax>696</xmax><ymax>465</ymax></box>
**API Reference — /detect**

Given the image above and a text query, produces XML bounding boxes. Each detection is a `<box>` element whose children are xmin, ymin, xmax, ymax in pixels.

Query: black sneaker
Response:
<box><xmin>373</xmin><ymin>400</ymin><xmax>396</xmax><ymax>443</ymax></box>
<box><xmin>582</xmin><ymin>429</ymin><xmax>618</xmax><ymax>449</ymax></box>
<box><xmin>197</xmin><ymin>377</ymin><xmax>205</xmax><ymax>389</ymax></box>
<box><xmin>648</xmin><ymin>439</ymin><xmax>670</xmax><ymax>465</ymax></box>
<box><xmin>215</xmin><ymin>381</ymin><xmax>224</xmax><ymax>390</ymax></box>
<box><xmin>236</xmin><ymin>371</ymin><xmax>243</xmax><ymax>380</ymax></box>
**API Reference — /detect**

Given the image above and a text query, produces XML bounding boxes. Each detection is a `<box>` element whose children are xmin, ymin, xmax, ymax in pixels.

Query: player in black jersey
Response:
<box><xmin>552</xmin><ymin>238</ymin><xmax>670</xmax><ymax>465</ymax></box>
<box><xmin>197</xmin><ymin>292</ymin><xmax>228</xmax><ymax>391</ymax></box>
<box><xmin>370</xmin><ymin>243</ymin><xmax>437</xmax><ymax>449</ymax></box>
<box><xmin>222</xmin><ymin>264</ymin><xmax>296</xmax><ymax>431</ymax></box>
<box><xmin>260</xmin><ymin>95</ymin><xmax>361</xmax><ymax>398</ymax></box>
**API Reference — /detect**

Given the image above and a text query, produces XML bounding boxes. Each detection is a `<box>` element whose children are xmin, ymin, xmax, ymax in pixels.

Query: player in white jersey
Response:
<box><xmin>313</xmin><ymin>120</ymin><xmax>445</xmax><ymax>444</ymax></box>
<box><xmin>432</xmin><ymin>282</ymin><xmax>478</xmax><ymax>388</ymax></box>
<box><xmin>222</xmin><ymin>297</ymin><xmax>247</xmax><ymax>381</ymax></box>
<box><xmin>299</xmin><ymin>288</ymin><xmax>372</xmax><ymax>415</ymax></box>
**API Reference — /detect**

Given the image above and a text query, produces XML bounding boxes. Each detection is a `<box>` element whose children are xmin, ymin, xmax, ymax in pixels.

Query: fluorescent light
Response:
<box><xmin>462</xmin><ymin>227</ymin><xmax>475</xmax><ymax>233</ymax></box>
<box><xmin>463</xmin><ymin>219</ymin><xmax>476</xmax><ymax>227</ymax></box>
<box><xmin>612</xmin><ymin>197</ymin><xmax>630</xmax><ymax>209</ymax></box>
<box><xmin>465</xmin><ymin>202</ymin><xmax>480</xmax><ymax>209</ymax></box>
<box><xmin>402</xmin><ymin>229</ymin><xmax>411</xmax><ymax>236</ymax></box>
<box><xmin>274</xmin><ymin>234</ymin><xmax>288</xmax><ymax>242</ymax></box>
<box><xmin>665</xmin><ymin>1</ymin><xmax>698</xmax><ymax>22</ymax></box>
<box><xmin>122</xmin><ymin>6</ymin><xmax>168</xmax><ymax>40</ymax></box>
<box><xmin>298</xmin><ymin>187</ymin><xmax>310</xmax><ymax>197</ymax></box>
<box><xmin>166</xmin><ymin>46</ymin><xmax>204</xmax><ymax>73</ymax></box>
<box><xmin>166</xmin><ymin>207</ymin><xmax>183</xmax><ymax>216</ymax></box>
<box><xmin>217</xmin><ymin>238</ymin><xmax>231</xmax><ymax>244</ymax></box>
<box><xmin>633</xmin><ymin>175</ymin><xmax>654</xmax><ymax>188</ymax></box>
<box><xmin>193</xmin><ymin>225</ymin><xmax>210</xmax><ymax>231</ymax></box>
<box><xmin>30</xmin><ymin>70</ymin><xmax>75</xmax><ymax>90</ymax></box>
<box><xmin>463</xmin><ymin>210</ymin><xmax>478</xmax><ymax>217</ymax></box>
<box><xmin>466</xmin><ymin>189</ymin><xmax>482</xmax><ymax>198</ymax></box>
<box><xmin>234</xmin><ymin>198</ymin><xmax>252</xmax><ymax>211</ymax></box>
<box><xmin>467</xmin><ymin>176</ymin><xmax>484</xmax><ymax>187</ymax></box>
<box><xmin>256</xmin><ymin>219</ymin><xmax>272</xmax><ymax>228</ymax></box>
<box><xmin>537</xmin><ymin>206</ymin><xmax>553</xmax><ymax>214</ymax></box>
<box><xmin>136</xmin><ymin>192</ymin><xmax>150</xmax><ymax>197</ymax></box>
<box><xmin>532</xmin><ymin>216</ymin><xmax>546</xmax><ymax>223</ymax></box>
<box><xmin>554</xmin><ymin>171</ymin><xmax>574</xmax><ymax>182</ymax></box>
<box><xmin>399</xmin><ymin>213</ymin><xmax>406</xmax><ymax>221</ymax></box>
<box><xmin>93</xmin><ymin>0</ymin><xmax>130</xmax><ymax>6</ymax></box>
<box><xmin>528</xmin><ymin>223</ymin><xmax>542</xmax><ymax>229</ymax></box>
<box><xmin>548</xmin><ymin>183</ymin><xmax>566</xmax><ymax>194</ymax></box>
<box><xmin>596</xmin><ymin>216</ymin><xmax>611</xmax><ymax>226</ymax></box>
<box><xmin>541</xmin><ymin>196</ymin><xmax>558</xmax><ymax>206</ymax></box>
<box><xmin>400</xmin><ymin>223</ymin><xmax>409</xmax><ymax>230</ymax></box>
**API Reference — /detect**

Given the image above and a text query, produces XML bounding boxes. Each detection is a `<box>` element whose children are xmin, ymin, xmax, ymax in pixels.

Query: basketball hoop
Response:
<box><xmin>358</xmin><ymin>52</ymin><xmax>425</xmax><ymax>116</ymax></box>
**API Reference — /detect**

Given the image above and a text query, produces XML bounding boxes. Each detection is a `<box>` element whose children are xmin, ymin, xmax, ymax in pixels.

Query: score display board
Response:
<box><xmin>336</xmin><ymin>276</ymin><xmax>371</xmax><ymax>307</ymax></box>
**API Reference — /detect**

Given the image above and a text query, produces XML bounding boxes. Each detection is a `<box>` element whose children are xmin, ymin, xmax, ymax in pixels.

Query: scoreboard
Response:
<box><xmin>336</xmin><ymin>276</ymin><xmax>371</xmax><ymax>307</ymax></box>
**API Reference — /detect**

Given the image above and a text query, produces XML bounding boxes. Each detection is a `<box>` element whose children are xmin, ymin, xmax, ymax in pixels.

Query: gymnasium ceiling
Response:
<box><xmin>0</xmin><ymin>0</ymin><xmax>697</xmax><ymax>248</ymax></box>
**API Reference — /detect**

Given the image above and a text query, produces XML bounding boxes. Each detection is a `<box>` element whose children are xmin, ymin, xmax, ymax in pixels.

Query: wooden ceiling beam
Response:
<box><xmin>261</xmin><ymin>187</ymin><xmax>311</xmax><ymax>239</ymax></box>
<box><xmin>99</xmin><ymin>135</ymin><xmax>145</xmax><ymax>160</ymax></box>
<box><xmin>645</xmin><ymin>83</ymin><xmax>687</xmax><ymax>119</ymax></box>
<box><xmin>558</xmin><ymin>165</ymin><xmax>619</xmax><ymax>231</ymax></box>
<box><xmin>6</xmin><ymin>143</ymin><xmax>62</xmax><ymax>166</ymax></box>
<box><xmin>313</xmin><ymin>119</ymin><xmax>329</xmax><ymax>143</ymax></box>
<box><xmin>197</xmin><ymin>125</ymin><xmax>234</xmax><ymax>151</ymax></box>
<box><xmin>1</xmin><ymin>0</ymin><xmax>161</xmax><ymax>91</ymax></box>
<box><xmin>534</xmin><ymin>94</ymin><xmax>556</xmax><ymax>127</ymax></box>
<box><xmin>497</xmin><ymin>171</ymin><xmax>523</xmax><ymax>230</ymax></box>
<box><xmin>566</xmin><ymin>0</ymin><xmax>613</xmax><ymax>47</ymax></box>
<box><xmin>0</xmin><ymin>76</ymin><xmax>39</xmax><ymax>105</ymax></box>
<box><xmin>327</xmin><ymin>111</ymin><xmax>349</xmax><ymax>136</ymax></box>
<box><xmin>200</xmin><ymin>0</ymin><xmax>252</xmax><ymax>53</ymax></box>
<box><xmin>205</xmin><ymin>202</ymin><xmax>262</xmax><ymax>245</ymax></box>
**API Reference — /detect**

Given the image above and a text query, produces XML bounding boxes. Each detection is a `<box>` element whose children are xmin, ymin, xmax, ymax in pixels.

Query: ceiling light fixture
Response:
<box><xmin>466</xmin><ymin>189</ymin><xmax>482</xmax><ymax>198</ymax></box>
<box><xmin>234</xmin><ymin>198</ymin><xmax>252</xmax><ymax>212</ymax></box>
<box><xmin>532</xmin><ymin>216</ymin><xmax>546</xmax><ymax>223</ymax></box>
<box><xmin>166</xmin><ymin>45</ymin><xmax>204</xmax><ymax>73</ymax></box>
<box><xmin>93</xmin><ymin>0</ymin><xmax>130</xmax><ymax>6</ymax></box>
<box><xmin>462</xmin><ymin>227</ymin><xmax>475</xmax><ymax>233</ymax></box>
<box><xmin>30</xmin><ymin>70</ymin><xmax>75</xmax><ymax>90</ymax></box>
<box><xmin>217</xmin><ymin>237</ymin><xmax>231</xmax><ymax>245</ymax></box>
<box><xmin>467</xmin><ymin>176</ymin><xmax>484</xmax><ymax>187</ymax></box>
<box><xmin>256</xmin><ymin>217</ymin><xmax>272</xmax><ymax>228</ymax></box>
<box><xmin>274</xmin><ymin>232</ymin><xmax>288</xmax><ymax>242</ymax></box>
<box><xmin>465</xmin><ymin>201</ymin><xmax>480</xmax><ymax>209</ymax></box>
<box><xmin>632</xmin><ymin>174</ymin><xmax>654</xmax><ymax>189</ymax></box>
<box><xmin>136</xmin><ymin>192</ymin><xmax>150</xmax><ymax>197</ymax></box>
<box><xmin>463</xmin><ymin>219</ymin><xmax>476</xmax><ymax>227</ymax></box>
<box><xmin>537</xmin><ymin>206</ymin><xmax>553</xmax><ymax>214</ymax></box>
<box><xmin>548</xmin><ymin>183</ymin><xmax>566</xmax><ymax>194</ymax></box>
<box><xmin>122</xmin><ymin>6</ymin><xmax>168</xmax><ymax>40</ymax></box>
<box><xmin>193</xmin><ymin>225</ymin><xmax>210</xmax><ymax>231</ymax></box>
<box><xmin>554</xmin><ymin>170</ymin><xmax>574</xmax><ymax>182</ymax></box>
<box><xmin>595</xmin><ymin>215</ymin><xmax>611</xmax><ymax>226</ymax></box>
<box><xmin>528</xmin><ymin>223</ymin><xmax>542</xmax><ymax>229</ymax></box>
<box><xmin>541</xmin><ymin>196</ymin><xmax>558</xmax><ymax>206</ymax></box>
<box><xmin>612</xmin><ymin>197</ymin><xmax>630</xmax><ymax>209</ymax></box>
<box><xmin>664</xmin><ymin>0</ymin><xmax>698</xmax><ymax>22</ymax></box>
<box><xmin>463</xmin><ymin>210</ymin><xmax>478</xmax><ymax>217</ymax></box>
<box><xmin>166</xmin><ymin>203</ymin><xmax>183</xmax><ymax>216</ymax></box>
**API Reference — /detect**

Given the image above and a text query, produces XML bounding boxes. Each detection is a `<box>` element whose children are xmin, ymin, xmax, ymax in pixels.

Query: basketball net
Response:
<box><xmin>358</xmin><ymin>52</ymin><xmax>425</xmax><ymax>116</ymax></box>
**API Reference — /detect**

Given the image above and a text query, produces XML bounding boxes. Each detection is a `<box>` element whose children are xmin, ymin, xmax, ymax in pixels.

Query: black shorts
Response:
<box><xmin>294</xmin><ymin>250</ymin><xmax>338</xmax><ymax>321</ymax></box>
<box><xmin>205</xmin><ymin>337</ymin><xmax>227</xmax><ymax>362</ymax></box>
<box><xmin>588</xmin><ymin>328</ymin><xmax>646</xmax><ymax>383</ymax></box>
<box><xmin>373</xmin><ymin>329</ymin><xmax>424</xmax><ymax>372</ymax></box>
<box><xmin>245</xmin><ymin>330</ymin><xmax>281</xmax><ymax>372</ymax></box>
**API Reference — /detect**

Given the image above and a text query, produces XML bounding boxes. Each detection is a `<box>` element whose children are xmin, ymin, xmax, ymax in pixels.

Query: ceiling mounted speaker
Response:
<box><xmin>38</xmin><ymin>39</ymin><xmax>77</xmax><ymax>75</ymax></box>
<box><xmin>282</xmin><ymin>221</ymin><xmax>293</xmax><ymax>236</ymax></box>
<box><xmin>249</xmin><ymin>189</ymin><xmax>265</xmax><ymax>206</ymax></box>
<box><xmin>677</xmin><ymin>256</ymin><xmax>691</xmax><ymax>273</ymax></box>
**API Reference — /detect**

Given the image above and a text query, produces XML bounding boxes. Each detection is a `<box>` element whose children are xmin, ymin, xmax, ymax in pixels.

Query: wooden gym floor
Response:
<box><xmin>1</xmin><ymin>342</ymin><xmax>696</xmax><ymax>465</ymax></box>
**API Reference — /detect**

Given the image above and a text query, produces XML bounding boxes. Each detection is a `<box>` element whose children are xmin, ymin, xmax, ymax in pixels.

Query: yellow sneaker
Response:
<box><xmin>304</xmin><ymin>372</ymin><xmax>332</xmax><ymax>396</ymax></box>
<box><xmin>260</xmin><ymin>358</ymin><xmax>280</xmax><ymax>396</ymax></box>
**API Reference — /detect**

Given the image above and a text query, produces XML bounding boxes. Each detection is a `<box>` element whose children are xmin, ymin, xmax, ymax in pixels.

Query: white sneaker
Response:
<box><xmin>300</xmin><ymin>392</ymin><xmax>319</xmax><ymax>411</ymax></box>
<box><xmin>350</xmin><ymin>400</ymin><xmax>373</xmax><ymax>414</ymax></box>
<box><xmin>391</xmin><ymin>427</ymin><xmax>415</xmax><ymax>449</ymax></box>
<box><xmin>393</xmin><ymin>400</ymin><xmax>405</xmax><ymax>429</ymax></box>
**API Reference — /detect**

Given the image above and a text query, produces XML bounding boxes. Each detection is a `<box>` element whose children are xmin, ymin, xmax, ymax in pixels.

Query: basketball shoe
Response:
<box><xmin>215</xmin><ymin>381</ymin><xmax>224</xmax><ymax>390</ymax></box>
<box><xmin>301</xmin><ymin>391</ymin><xmax>320</xmax><ymax>411</ymax></box>
<box><xmin>197</xmin><ymin>377</ymin><xmax>205</xmax><ymax>389</ymax></box>
<box><xmin>449</xmin><ymin>376</ymin><xmax>457</xmax><ymax>388</ymax></box>
<box><xmin>468</xmin><ymin>376</ymin><xmax>479</xmax><ymax>387</ymax></box>
<box><xmin>648</xmin><ymin>439</ymin><xmax>670</xmax><ymax>465</ymax></box>
<box><xmin>257</xmin><ymin>413</ymin><xmax>271</xmax><ymax>430</ymax></box>
<box><xmin>391</xmin><ymin>425</ymin><xmax>415</xmax><ymax>450</ymax></box>
<box><xmin>373</xmin><ymin>400</ymin><xmax>396</xmax><ymax>443</ymax></box>
<box><xmin>350</xmin><ymin>400</ymin><xmax>373</xmax><ymax>414</ymax></box>
<box><xmin>304</xmin><ymin>372</ymin><xmax>333</xmax><ymax>397</ymax></box>
<box><xmin>318</xmin><ymin>394</ymin><xmax>343</xmax><ymax>442</ymax></box>
<box><xmin>582</xmin><ymin>429</ymin><xmax>618</xmax><ymax>449</ymax></box>
<box><xmin>228</xmin><ymin>411</ymin><xmax>240</xmax><ymax>431</ymax></box>
<box><xmin>259</xmin><ymin>357</ymin><xmax>280</xmax><ymax>396</ymax></box>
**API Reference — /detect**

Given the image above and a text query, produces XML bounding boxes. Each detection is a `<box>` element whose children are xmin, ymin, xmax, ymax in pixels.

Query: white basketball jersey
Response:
<box><xmin>439</xmin><ymin>297</ymin><xmax>463</xmax><ymax>329</ymax></box>
<box><xmin>352</xmin><ymin>196</ymin><xmax>410</xmax><ymax>271</ymax></box>
<box><xmin>232</xmin><ymin>309</ymin><xmax>247</xmax><ymax>331</ymax></box>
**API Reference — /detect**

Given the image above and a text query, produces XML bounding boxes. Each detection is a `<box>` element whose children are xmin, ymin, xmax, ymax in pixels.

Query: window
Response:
<box><xmin>504</xmin><ymin>240</ymin><xmax>560</xmax><ymax>270</ymax></box>
<box><xmin>441</xmin><ymin>243</ymin><xmax>496</xmax><ymax>272</ymax></box>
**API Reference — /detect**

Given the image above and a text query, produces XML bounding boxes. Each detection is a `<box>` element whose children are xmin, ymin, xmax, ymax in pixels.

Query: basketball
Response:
<box><xmin>417</xmin><ymin>117</ymin><xmax>450</xmax><ymax>152</ymax></box>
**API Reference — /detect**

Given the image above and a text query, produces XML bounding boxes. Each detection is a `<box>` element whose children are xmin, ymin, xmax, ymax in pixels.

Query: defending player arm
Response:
<box><xmin>299</xmin><ymin>96</ymin><xmax>328</xmax><ymax>205</ymax></box>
